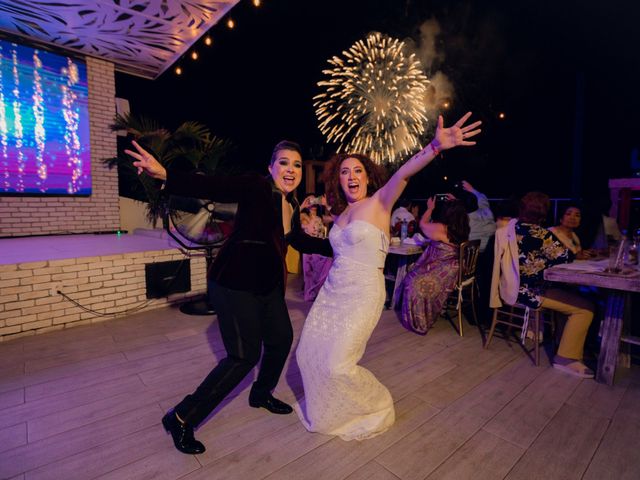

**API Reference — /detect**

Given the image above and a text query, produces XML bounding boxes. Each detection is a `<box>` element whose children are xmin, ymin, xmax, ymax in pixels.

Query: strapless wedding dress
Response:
<box><xmin>295</xmin><ymin>220</ymin><xmax>395</xmax><ymax>440</ymax></box>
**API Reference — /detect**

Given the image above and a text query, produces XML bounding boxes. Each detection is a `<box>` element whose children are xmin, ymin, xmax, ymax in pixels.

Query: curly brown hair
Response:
<box><xmin>519</xmin><ymin>191</ymin><xmax>550</xmax><ymax>225</ymax></box>
<box><xmin>321</xmin><ymin>153</ymin><xmax>388</xmax><ymax>215</ymax></box>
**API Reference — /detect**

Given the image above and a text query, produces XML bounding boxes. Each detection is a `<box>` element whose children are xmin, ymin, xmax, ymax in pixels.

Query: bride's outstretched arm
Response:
<box><xmin>376</xmin><ymin>112</ymin><xmax>481</xmax><ymax>211</ymax></box>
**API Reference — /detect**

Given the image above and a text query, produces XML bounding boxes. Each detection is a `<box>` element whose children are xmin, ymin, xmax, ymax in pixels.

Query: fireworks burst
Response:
<box><xmin>314</xmin><ymin>32</ymin><xmax>431</xmax><ymax>165</ymax></box>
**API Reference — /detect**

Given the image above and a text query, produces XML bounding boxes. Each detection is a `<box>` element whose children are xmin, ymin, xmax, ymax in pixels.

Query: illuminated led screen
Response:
<box><xmin>0</xmin><ymin>39</ymin><xmax>91</xmax><ymax>195</ymax></box>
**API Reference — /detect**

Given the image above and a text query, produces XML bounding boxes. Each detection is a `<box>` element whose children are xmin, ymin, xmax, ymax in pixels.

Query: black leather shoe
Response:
<box><xmin>161</xmin><ymin>411</ymin><xmax>206</xmax><ymax>454</ymax></box>
<box><xmin>249</xmin><ymin>394</ymin><xmax>293</xmax><ymax>414</ymax></box>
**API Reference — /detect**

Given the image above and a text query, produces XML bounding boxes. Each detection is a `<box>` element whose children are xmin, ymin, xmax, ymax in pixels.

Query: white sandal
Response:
<box><xmin>553</xmin><ymin>361</ymin><xmax>594</xmax><ymax>379</ymax></box>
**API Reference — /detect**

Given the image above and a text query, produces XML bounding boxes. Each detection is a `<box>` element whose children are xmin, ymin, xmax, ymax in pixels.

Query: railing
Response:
<box><xmin>411</xmin><ymin>197</ymin><xmax>640</xmax><ymax>225</ymax></box>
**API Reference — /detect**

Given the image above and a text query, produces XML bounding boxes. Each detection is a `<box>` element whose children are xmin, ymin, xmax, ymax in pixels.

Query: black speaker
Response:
<box><xmin>145</xmin><ymin>260</ymin><xmax>191</xmax><ymax>299</ymax></box>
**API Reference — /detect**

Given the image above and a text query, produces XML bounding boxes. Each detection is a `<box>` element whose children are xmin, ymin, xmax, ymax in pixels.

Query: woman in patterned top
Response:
<box><xmin>516</xmin><ymin>192</ymin><xmax>595</xmax><ymax>378</ymax></box>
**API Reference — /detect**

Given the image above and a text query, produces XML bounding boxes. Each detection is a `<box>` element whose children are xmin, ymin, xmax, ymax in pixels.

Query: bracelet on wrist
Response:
<box><xmin>430</xmin><ymin>141</ymin><xmax>441</xmax><ymax>156</ymax></box>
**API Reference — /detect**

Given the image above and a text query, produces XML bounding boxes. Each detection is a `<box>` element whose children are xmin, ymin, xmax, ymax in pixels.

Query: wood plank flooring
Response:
<box><xmin>1</xmin><ymin>276</ymin><xmax>638</xmax><ymax>480</ymax></box>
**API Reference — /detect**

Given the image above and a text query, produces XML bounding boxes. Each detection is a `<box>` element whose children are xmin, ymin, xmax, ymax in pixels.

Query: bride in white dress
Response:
<box><xmin>295</xmin><ymin>113</ymin><xmax>481</xmax><ymax>440</ymax></box>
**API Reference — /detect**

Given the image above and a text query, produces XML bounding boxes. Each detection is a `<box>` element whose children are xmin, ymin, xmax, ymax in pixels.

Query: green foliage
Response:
<box><xmin>102</xmin><ymin>113</ymin><xmax>233</xmax><ymax>224</ymax></box>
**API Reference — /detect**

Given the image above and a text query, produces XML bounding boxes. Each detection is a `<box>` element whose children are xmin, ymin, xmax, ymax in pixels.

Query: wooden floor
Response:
<box><xmin>1</xmin><ymin>276</ymin><xmax>639</xmax><ymax>480</ymax></box>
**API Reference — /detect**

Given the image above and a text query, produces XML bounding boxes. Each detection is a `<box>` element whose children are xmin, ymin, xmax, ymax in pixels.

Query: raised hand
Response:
<box><xmin>300</xmin><ymin>195</ymin><xmax>314</xmax><ymax>210</ymax></box>
<box><xmin>433</xmin><ymin>112</ymin><xmax>482</xmax><ymax>151</ymax></box>
<box><xmin>445</xmin><ymin>193</ymin><xmax>457</xmax><ymax>201</ymax></box>
<box><xmin>124</xmin><ymin>140</ymin><xmax>167</xmax><ymax>181</ymax></box>
<box><xmin>461</xmin><ymin>180</ymin><xmax>475</xmax><ymax>193</ymax></box>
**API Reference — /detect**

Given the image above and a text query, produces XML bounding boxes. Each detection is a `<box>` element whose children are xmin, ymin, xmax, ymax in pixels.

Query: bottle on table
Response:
<box><xmin>400</xmin><ymin>219</ymin><xmax>408</xmax><ymax>244</ymax></box>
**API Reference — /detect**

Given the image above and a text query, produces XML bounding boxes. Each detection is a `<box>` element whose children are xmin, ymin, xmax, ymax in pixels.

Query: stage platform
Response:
<box><xmin>0</xmin><ymin>229</ymin><xmax>182</xmax><ymax>265</ymax></box>
<box><xmin>0</xmin><ymin>277</ymin><xmax>638</xmax><ymax>479</ymax></box>
<box><xmin>0</xmin><ymin>230</ymin><xmax>207</xmax><ymax>341</ymax></box>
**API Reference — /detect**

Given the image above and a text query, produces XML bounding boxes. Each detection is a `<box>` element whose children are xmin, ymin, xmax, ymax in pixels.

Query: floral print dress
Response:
<box><xmin>302</xmin><ymin>215</ymin><xmax>333</xmax><ymax>302</ymax></box>
<box><xmin>515</xmin><ymin>222</ymin><xmax>574</xmax><ymax>308</ymax></box>
<box><xmin>400</xmin><ymin>241</ymin><xmax>459</xmax><ymax>335</ymax></box>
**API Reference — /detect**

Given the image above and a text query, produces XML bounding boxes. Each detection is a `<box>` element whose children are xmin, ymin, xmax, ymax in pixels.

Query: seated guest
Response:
<box><xmin>492</xmin><ymin>191</ymin><xmax>595</xmax><ymax>378</ymax></box>
<box><xmin>391</xmin><ymin>198</ymin><xmax>418</xmax><ymax>237</ymax></box>
<box><xmin>549</xmin><ymin>203</ymin><xmax>596</xmax><ymax>259</ymax></box>
<box><xmin>455</xmin><ymin>181</ymin><xmax>496</xmax><ymax>326</ymax></box>
<box><xmin>300</xmin><ymin>195</ymin><xmax>333</xmax><ymax>301</ymax></box>
<box><xmin>493</xmin><ymin>196</ymin><xmax>520</xmax><ymax>228</ymax></box>
<box><xmin>400</xmin><ymin>197</ymin><xmax>470</xmax><ymax>334</ymax></box>
<box><xmin>460</xmin><ymin>180</ymin><xmax>496</xmax><ymax>253</ymax></box>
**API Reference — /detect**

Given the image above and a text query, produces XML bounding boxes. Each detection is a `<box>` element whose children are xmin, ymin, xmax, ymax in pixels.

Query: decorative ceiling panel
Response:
<box><xmin>0</xmin><ymin>0</ymin><xmax>240</xmax><ymax>79</ymax></box>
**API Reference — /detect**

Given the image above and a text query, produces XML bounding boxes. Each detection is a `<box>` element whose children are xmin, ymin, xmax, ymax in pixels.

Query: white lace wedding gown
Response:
<box><xmin>295</xmin><ymin>220</ymin><xmax>395</xmax><ymax>440</ymax></box>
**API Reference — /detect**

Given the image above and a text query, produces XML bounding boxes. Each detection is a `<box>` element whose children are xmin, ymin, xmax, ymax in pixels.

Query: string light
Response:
<box><xmin>498</xmin><ymin>112</ymin><xmax>506</xmax><ymax>119</ymax></box>
<box><xmin>173</xmin><ymin>1</ymin><xmax>269</xmax><ymax>78</ymax></box>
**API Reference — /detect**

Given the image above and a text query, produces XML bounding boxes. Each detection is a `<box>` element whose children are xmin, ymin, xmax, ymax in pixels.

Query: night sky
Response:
<box><xmin>117</xmin><ymin>0</ymin><xmax>640</xmax><ymax>200</ymax></box>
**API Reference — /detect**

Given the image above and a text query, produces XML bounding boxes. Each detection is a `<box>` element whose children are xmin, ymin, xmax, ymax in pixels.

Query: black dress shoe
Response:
<box><xmin>161</xmin><ymin>411</ymin><xmax>206</xmax><ymax>454</ymax></box>
<box><xmin>249</xmin><ymin>394</ymin><xmax>293</xmax><ymax>414</ymax></box>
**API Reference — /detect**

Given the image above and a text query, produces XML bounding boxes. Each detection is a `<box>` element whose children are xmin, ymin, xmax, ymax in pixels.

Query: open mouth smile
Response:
<box><xmin>348</xmin><ymin>182</ymin><xmax>360</xmax><ymax>194</ymax></box>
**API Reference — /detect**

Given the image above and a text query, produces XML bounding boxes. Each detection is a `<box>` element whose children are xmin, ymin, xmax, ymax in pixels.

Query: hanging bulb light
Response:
<box><xmin>204</xmin><ymin>35</ymin><xmax>212</xmax><ymax>46</ymax></box>
<box><xmin>498</xmin><ymin>112</ymin><xmax>506</xmax><ymax>120</ymax></box>
<box><xmin>191</xmin><ymin>51</ymin><xmax>199</xmax><ymax>60</ymax></box>
<box><xmin>175</xmin><ymin>66</ymin><xmax>182</xmax><ymax>75</ymax></box>
<box><xmin>227</xmin><ymin>18</ymin><xmax>235</xmax><ymax>29</ymax></box>
<box><xmin>253</xmin><ymin>0</ymin><xmax>261</xmax><ymax>6</ymax></box>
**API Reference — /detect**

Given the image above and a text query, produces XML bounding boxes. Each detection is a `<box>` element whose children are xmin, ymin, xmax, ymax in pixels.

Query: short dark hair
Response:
<box><xmin>558</xmin><ymin>202</ymin><xmax>582</xmax><ymax>219</ymax></box>
<box><xmin>321</xmin><ymin>153</ymin><xmax>387</xmax><ymax>215</ymax></box>
<box><xmin>459</xmin><ymin>191</ymin><xmax>479</xmax><ymax>214</ymax></box>
<box><xmin>396</xmin><ymin>198</ymin><xmax>413</xmax><ymax>209</ymax></box>
<box><xmin>270</xmin><ymin>140</ymin><xmax>302</xmax><ymax>165</ymax></box>
<box><xmin>519</xmin><ymin>191</ymin><xmax>550</xmax><ymax>224</ymax></box>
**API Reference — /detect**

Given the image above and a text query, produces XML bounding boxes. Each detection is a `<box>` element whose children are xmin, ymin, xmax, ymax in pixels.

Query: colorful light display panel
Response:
<box><xmin>0</xmin><ymin>39</ymin><xmax>91</xmax><ymax>195</ymax></box>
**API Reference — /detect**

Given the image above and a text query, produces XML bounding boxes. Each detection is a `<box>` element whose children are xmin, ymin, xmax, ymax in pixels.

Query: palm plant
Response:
<box><xmin>103</xmin><ymin>113</ymin><xmax>233</xmax><ymax>224</ymax></box>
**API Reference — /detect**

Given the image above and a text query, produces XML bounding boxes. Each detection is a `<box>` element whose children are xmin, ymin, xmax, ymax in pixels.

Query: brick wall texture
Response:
<box><xmin>0</xmin><ymin>57</ymin><xmax>120</xmax><ymax>237</ymax></box>
<box><xmin>0</xmin><ymin>251</ymin><xmax>207</xmax><ymax>341</ymax></box>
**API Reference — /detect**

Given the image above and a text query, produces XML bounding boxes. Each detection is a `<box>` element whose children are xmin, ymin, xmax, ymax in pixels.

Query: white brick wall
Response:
<box><xmin>0</xmin><ymin>251</ymin><xmax>207</xmax><ymax>341</ymax></box>
<box><xmin>0</xmin><ymin>57</ymin><xmax>120</xmax><ymax>237</ymax></box>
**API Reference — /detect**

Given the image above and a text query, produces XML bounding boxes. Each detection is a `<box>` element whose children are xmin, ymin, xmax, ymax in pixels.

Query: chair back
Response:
<box><xmin>458</xmin><ymin>239</ymin><xmax>481</xmax><ymax>285</ymax></box>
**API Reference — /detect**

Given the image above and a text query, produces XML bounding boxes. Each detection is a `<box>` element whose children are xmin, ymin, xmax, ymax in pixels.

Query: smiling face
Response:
<box><xmin>339</xmin><ymin>157</ymin><xmax>369</xmax><ymax>203</ymax></box>
<box><xmin>268</xmin><ymin>148</ymin><xmax>303</xmax><ymax>194</ymax></box>
<box><xmin>560</xmin><ymin>206</ymin><xmax>581</xmax><ymax>229</ymax></box>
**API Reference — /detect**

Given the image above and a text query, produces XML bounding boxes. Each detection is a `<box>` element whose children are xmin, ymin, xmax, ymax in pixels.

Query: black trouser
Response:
<box><xmin>174</xmin><ymin>280</ymin><xmax>293</xmax><ymax>428</ymax></box>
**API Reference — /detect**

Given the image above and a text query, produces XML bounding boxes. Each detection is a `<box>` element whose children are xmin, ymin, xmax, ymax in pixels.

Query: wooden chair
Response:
<box><xmin>483</xmin><ymin>236</ymin><xmax>554</xmax><ymax>366</ymax></box>
<box><xmin>484</xmin><ymin>302</ymin><xmax>550</xmax><ymax>365</ymax></box>
<box><xmin>443</xmin><ymin>239</ymin><xmax>481</xmax><ymax>336</ymax></box>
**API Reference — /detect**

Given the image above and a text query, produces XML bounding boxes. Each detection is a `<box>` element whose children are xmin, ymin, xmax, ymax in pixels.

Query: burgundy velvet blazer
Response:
<box><xmin>165</xmin><ymin>169</ymin><xmax>332</xmax><ymax>294</ymax></box>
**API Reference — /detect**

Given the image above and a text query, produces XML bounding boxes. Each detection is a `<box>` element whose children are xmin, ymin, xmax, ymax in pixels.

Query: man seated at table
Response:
<box><xmin>492</xmin><ymin>191</ymin><xmax>595</xmax><ymax>378</ymax></box>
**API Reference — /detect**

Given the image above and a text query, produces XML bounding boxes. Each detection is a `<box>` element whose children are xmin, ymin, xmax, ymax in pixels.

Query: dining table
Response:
<box><xmin>544</xmin><ymin>258</ymin><xmax>640</xmax><ymax>385</ymax></box>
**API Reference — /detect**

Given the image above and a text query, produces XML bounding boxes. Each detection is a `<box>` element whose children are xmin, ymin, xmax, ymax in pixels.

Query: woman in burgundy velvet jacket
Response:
<box><xmin>127</xmin><ymin>140</ymin><xmax>331</xmax><ymax>454</ymax></box>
